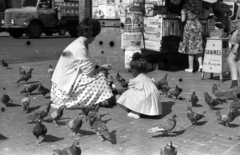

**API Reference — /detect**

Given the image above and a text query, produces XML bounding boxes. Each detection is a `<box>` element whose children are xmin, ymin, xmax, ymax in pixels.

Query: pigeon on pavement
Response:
<box><xmin>17</xmin><ymin>68</ymin><xmax>33</xmax><ymax>83</ymax></box>
<box><xmin>20</xmin><ymin>83</ymin><xmax>39</xmax><ymax>96</ymax></box>
<box><xmin>37</xmin><ymin>83</ymin><xmax>50</xmax><ymax>98</ymax></box>
<box><xmin>19</xmin><ymin>66</ymin><xmax>26</xmax><ymax>76</ymax></box>
<box><xmin>53</xmin><ymin>140</ymin><xmax>81</xmax><ymax>155</ymax></box>
<box><xmin>216</xmin><ymin>109</ymin><xmax>237</xmax><ymax>127</ymax></box>
<box><xmin>204</xmin><ymin>92</ymin><xmax>222</xmax><ymax>110</ymax></box>
<box><xmin>160</xmin><ymin>141</ymin><xmax>177</xmax><ymax>155</ymax></box>
<box><xmin>49</xmin><ymin>105</ymin><xmax>66</xmax><ymax>126</ymax></box>
<box><xmin>116</xmin><ymin>73</ymin><xmax>128</xmax><ymax>89</ymax></box>
<box><xmin>68</xmin><ymin>115</ymin><xmax>85</xmax><ymax>137</ymax></box>
<box><xmin>0</xmin><ymin>87</ymin><xmax>10</xmax><ymax>108</ymax></box>
<box><xmin>48</xmin><ymin>65</ymin><xmax>54</xmax><ymax>77</ymax></box>
<box><xmin>21</xmin><ymin>95</ymin><xmax>30</xmax><ymax>113</ymax></box>
<box><xmin>32</xmin><ymin>120</ymin><xmax>47</xmax><ymax>146</ymax></box>
<box><xmin>212</xmin><ymin>83</ymin><xmax>240</xmax><ymax>100</ymax></box>
<box><xmin>189</xmin><ymin>90</ymin><xmax>199</xmax><ymax>107</ymax></box>
<box><xmin>2</xmin><ymin>59</ymin><xmax>8</xmax><ymax>68</ymax></box>
<box><xmin>27</xmin><ymin>101</ymin><xmax>52</xmax><ymax>124</ymax></box>
<box><xmin>148</xmin><ymin>114</ymin><xmax>177</xmax><ymax>135</ymax></box>
<box><xmin>186</xmin><ymin>106</ymin><xmax>205</xmax><ymax>126</ymax></box>
<box><xmin>167</xmin><ymin>85</ymin><xmax>182</xmax><ymax>100</ymax></box>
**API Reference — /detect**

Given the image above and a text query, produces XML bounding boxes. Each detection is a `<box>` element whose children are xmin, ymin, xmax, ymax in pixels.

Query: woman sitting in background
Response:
<box><xmin>117</xmin><ymin>53</ymin><xmax>162</xmax><ymax>119</ymax></box>
<box><xmin>50</xmin><ymin>18</ymin><xmax>113</xmax><ymax>109</ymax></box>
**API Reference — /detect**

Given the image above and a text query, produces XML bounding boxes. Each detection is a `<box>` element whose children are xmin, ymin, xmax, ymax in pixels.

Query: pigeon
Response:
<box><xmin>204</xmin><ymin>92</ymin><xmax>222</xmax><ymax>110</ymax></box>
<box><xmin>49</xmin><ymin>105</ymin><xmax>66</xmax><ymax>126</ymax></box>
<box><xmin>79</xmin><ymin>104</ymin><xmax>100</xmax><ymax>116</ymax></box>
<box><xmin>19</xmin><ymin>66</ymin><xmax>26</xmax><ymax>76</ymax></box>
<box><xmin>212</xmin><ymin>83</ymin><xmax>240</xmax><ymax>100</ymax></box>
<box><xmin>21</xmin><ymin>95</ymin><xmax>30</xmax><ymax>113</ymax></box>
<box><xmin>20</xmin><ymin>83</ymin><xmax>39</xmax><ymax>96</ymax></box>
<box><xmin>53</xmin><ymin>140</ymin><xmax>81</xmax><ymax>155</ymax></box>
<box><xmin>148</xmin><ymin>114</ymin><xmax>177</xmax><ymax>135</ymax></box>
<box><xmin>186</xmin><ymin>106</ymin><xmax>205</xmax><ymax>126</ymax></box>
<box><xmin>48</xmin><ymin>65</ymin><xmax>54</xmax><ymax>77</ymax></box>
<box><xmin>167</xmin><ymin>85</ymin><xmax>182</xmax><ymax>100</ymax></box>
<box><xmin>116</xmin><ymin>73</ymin><xmax>128</xmax><ymax>89</ymax></box>
<box><xmin>160</xmin><ymin>141</ymin><xmax>177</xmax><ymax>155</ymax></box>
<box><xmin>17</xmin><ymin>68</ymin><xmax>33</xmax><ymax>83</ymax></box>
<box><xmin>37</xmin><ymin>83</ymin><xmax>50</xmax><ymax>98</ymax></box>
<box><xmin>32</xmin><ymin>120</ymin><xmax>47</xmax><ymax>146</ymax></box>
<box><xmin>155</xmin><ymin>73</ymin><xmax>168</xmax><ymax>88</ymax></box>
<box><xmin>27</xmin><ymin>101</ymin><xmax>52</xmax><ymax>124</ymax></box>
<box><xmin>1</xmin><ymin>104</ymin><xmax>5</xmax><ymax>112</ymax></box>
<box><xmin>67</xmin><ymin>115</ymin><xmax>85</xmax><ymax>137</ymax></box>
<box><xmin>87</xmin><ymin>111</ymin><xmax>113</xmax><ymax>142</ymax></box>
<box><xmin>189</xmin><ymin>90</ymin><xmax>199</xmax><ymax>107</ymax></box>
<box><xmin>2</xmin><ymin>59</ymin><xmax>8</xmax><ymax>68</ymax></box>
<box><xmin>230</xmin><ymin>93</ymin><xmax>240</xmax><ymax>115</ymax></box>
<box><xmin>216</xmin><ymin>109</ymin><xmax>237</xmax><ymax>127</ymax></box>
<box><xmin>0</xmin><ymin>87</ymin><xmax>10</xmax><ymax>107</ymax></box>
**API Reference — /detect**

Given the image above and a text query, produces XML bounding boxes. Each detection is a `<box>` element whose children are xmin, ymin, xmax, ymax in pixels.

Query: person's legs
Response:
<box><xmin>185</xmin><ymin>54</ymin><xmax>194</xmax><ymax>72</ymax></box>
<box><xmin>227</xmin><ymin>44</ymin><xmax>239</xmax><ymax>88</ymax></box>
<box><xmin>196</xmin><ymin>53</ymin><xmax>203</xmax><ymax>72</ymax></box>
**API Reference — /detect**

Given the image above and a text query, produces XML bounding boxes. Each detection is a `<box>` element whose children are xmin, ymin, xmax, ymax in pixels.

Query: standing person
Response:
<box><xmin>50</xmin><ymin>18</ymin><xmax>113</xmax><ymax>109</ymax></box>
<box><xmin>179</xmin><ymin>0</ymin><xmax>203</xmax><ymax>73</ymax></box>
<box><xmin>117</xmin><ymin>52</ymin><xmax>162</xmax><ymax>119</ymax></box>
<box><xmin>227</xmin><ymin>5</ymin><xmax>240</xmax><ymax>88</ymax></box>
<box><xmin>212</xmin><ymin>0</ymin><xmax>232</xmax><ymax>33</ymax></box>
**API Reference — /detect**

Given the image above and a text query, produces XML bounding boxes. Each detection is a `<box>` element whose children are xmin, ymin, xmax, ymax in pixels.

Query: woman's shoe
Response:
<box><xmin>198</xmin><ymin>66</ymin><xmax>203</xmax><ymax>72</ymax></box>
<box><xmin>127</xmin><ymin>111</ymin><xmax>140</xmax><ymax>119</ymax></box>
<box><xmin>185</xmin><ymin>68</ymin><xmax>193</xmax><ymax>72</ymax></box>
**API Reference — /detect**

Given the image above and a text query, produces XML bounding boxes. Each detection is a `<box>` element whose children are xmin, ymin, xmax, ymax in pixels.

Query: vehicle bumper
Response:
<box><xmin>1</xmin><ymin>25</ymin><xmax>27</xmax><ymax>29</ymax></box>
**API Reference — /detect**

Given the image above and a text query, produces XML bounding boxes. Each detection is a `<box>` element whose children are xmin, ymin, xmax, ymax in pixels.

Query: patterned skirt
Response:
<box><xmin>50</xmin><ymin>72</ymin><xmax>113</xmax><ymax>109</ymax></box>
<box><xmin>179</xmin><ymin>20</ymin><xmax>203</xmax><ymax>55</ymax></box>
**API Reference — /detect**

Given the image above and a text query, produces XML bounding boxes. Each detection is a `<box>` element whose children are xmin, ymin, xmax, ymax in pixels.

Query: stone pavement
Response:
<box><xmin>0</xmin><ymin>60</ymin><xmax>240</xmax><ymax>155</ymax></box>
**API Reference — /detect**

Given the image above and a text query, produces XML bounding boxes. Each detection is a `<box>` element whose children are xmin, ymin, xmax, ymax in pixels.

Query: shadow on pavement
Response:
<box><xmin>161</xmin><ymin>101</ymin><xmax>175</xmax><ymax>117</ymax></box>
<box><xmin>79</xmin><ymin>130</ymin><xmax>96</xmax><ymax>136</ymax></box>
<box><xmin>109</xmin><ymin>130</ymin><xmax>117</xmax><ymax>145</ymax></box>
<box><xmin>228</xmin><ymin>123</ymin><xmax>240</xmax><ymax>128</ymax></box>
<box><xmin>27</xmin><ymin>105</ymin><xmax>41</xmax><ymax>113</ymax></box>
<box><xmin>7</xmin><ymin>102</ymin><xmax>21</xmax><ymax>107</ymax></box>
<box><xmin>42</xmin><ymin>134</ymin><xmax>64</xmax><ymax>143</ymax></box>
<box><xmin>0</xmin><ymin>133</ymin><xmax>8</xmax><ymax>141</ymax></box>
<box><xmin>196</xmin><ymin>120</ymin><xmax>208</xmax><ymax>126</ymax></box>
<box><xmin>152</xmin><ymin>129</ymin><xmax>186</xmax><ymax>138</ymax></box>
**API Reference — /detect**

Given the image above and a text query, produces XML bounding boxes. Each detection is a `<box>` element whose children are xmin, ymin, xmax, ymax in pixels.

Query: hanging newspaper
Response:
<box><xmin>121</xmin><ymin>32</ymin><xmax>144</xmax><ymax>49</ymax></box>
<box><xmin>144</xmin><ymin>15</ymin><xmax>163</xmax><ymax>51</ymax></box>
<box><xmin>120</xmin><ymin>11</ymin><xmax>143</xmax><ymax>32</ymax></box>
<box><xmin>92</xmin><ymin>0</ymin><xmax>120</xmax><ymax>19</ymax></box>
<box><xmin>145</xmin><ymin>0</ymin><xmax>165</xmax><ymax>6</ymax></box>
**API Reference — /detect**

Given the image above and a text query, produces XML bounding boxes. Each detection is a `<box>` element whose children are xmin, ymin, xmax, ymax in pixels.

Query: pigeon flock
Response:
<box><xmin>1</xmin><ymin>58</ymin><xmax>240</xmax><ymax>155</ymax></box>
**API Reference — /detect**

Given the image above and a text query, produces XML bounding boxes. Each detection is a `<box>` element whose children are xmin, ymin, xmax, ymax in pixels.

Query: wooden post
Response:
<box><xmin>79</xmin><ymin>0</ymin><xmax>92</xmax><ymax>23</ymax></box>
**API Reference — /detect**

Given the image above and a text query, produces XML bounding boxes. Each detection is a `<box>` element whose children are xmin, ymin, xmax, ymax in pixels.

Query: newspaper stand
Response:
<box><xmin>201</xmin><ymin>37</ymin><xmax>230</xmax><ymax>82</ymax></box>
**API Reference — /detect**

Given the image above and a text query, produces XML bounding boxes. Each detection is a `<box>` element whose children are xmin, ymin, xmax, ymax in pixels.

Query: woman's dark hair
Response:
<box><xmin>183</xmin><ymin>0</ymin><xmax>202</xmax><ymax>16</ymax></box>
<box><xmin>130</xmin><ymin>52</ymin><xmax>147</xmax><ymax>74</ymax></box>
<box><xmin>78</xmin><ymin>18</ymin><xmax>101</xmax><ymax>37</ymax></box>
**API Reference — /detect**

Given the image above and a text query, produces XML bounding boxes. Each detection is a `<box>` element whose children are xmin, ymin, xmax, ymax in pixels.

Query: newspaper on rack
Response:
<box><xmin>121</xmin><ymin>32</ymin><xmax>143</xmax><ymax>49</ymax></box>
<box><xmin>144</xmin><ymin>15</ymin><xmax>163</xmax><ymax>51</ymax></box>
<box><xmin>145</xmin><ymin>0</ymin><xmax>165</xmax><ymax>6</ymax></box>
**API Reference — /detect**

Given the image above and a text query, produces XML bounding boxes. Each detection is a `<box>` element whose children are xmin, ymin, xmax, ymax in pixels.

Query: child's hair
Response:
<box><xmin>130</xmin><ymin>52</ymin><xmax>147</xmax><ymax>74</ymax></box>
<box><xmin>78</xmin><ymin>18</ymin><xmax>101</xmax><ymax>37</ymax></box>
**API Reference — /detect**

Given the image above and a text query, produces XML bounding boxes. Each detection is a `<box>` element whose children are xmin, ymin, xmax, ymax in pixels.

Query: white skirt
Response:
<box><xmin>50</xmin><ymin>72</ymin><xmax>113</xmax><ymax>109</ymax></box>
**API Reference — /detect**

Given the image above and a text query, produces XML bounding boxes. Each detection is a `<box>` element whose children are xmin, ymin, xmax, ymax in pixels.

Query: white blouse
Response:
<box><xmin>51</xmin><ymin>37</ymin><xmax>96</xmax><ymax>94</ymax></box>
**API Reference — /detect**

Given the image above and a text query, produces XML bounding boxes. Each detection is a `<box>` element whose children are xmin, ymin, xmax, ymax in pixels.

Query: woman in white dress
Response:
<box><xmin>50</xmin><ymin>18</ymin><xmax>113</xmax><ymax>109</ymax></box>
<box><xmin>117</xmin><ymin>53</ymin><xmax>162</xmax><ymax>119</ymax></box>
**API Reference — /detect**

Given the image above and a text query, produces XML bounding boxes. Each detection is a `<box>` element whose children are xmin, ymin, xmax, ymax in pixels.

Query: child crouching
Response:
<box><xmin>117</xmin><ymin>52</ymin><xmax>162</xmax><ymax>119</ymax></box>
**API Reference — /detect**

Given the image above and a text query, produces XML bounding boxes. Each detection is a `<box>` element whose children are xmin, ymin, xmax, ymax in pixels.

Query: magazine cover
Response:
<box><xmin>106</xmin><ymin>5</ymin><xmax>116</xmax><ymax>18</ymax></box>
<box><xmin>145</xmin><ymin>3</ymin><xmax>154</xmax><ymax>17</ymax></box>
<box><xmin>121</xmin><ymin>32</ymin><xmax>143</xmax><ymax>49</ymax></box>
<box><xmin>92</xmin><ymin>6</ymin><xmax>100</xmax><ymax>18</ymax></box>
<box><xmin>107</xmin><ymin>0</ymin><xmax>116</xmax><ymax>4</ymax></box>
<box><xmin>98</xmin><ymin>5</ymin><xmax>106</xmax><ymax>18</ymax></box>
<box><xmin>92</xmin><ymin>0</ymin><xmax>99</xmax><ymax>6</ymax></box>
<box><xmin>98</xmin><ymin>0</ymin><xmax>107</xmax><ymax>5</ymax></box>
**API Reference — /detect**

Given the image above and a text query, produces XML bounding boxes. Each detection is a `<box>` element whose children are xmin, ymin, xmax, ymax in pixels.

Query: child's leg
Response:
<box><xmin>196</xmin><ymin>53</ymin><xmax>203</xmax><ymax>71</ymax></box>
<box><xmin>227</xmin><ymin>44</ymin><xmax>239</xmax><ymax>88</ymax></box>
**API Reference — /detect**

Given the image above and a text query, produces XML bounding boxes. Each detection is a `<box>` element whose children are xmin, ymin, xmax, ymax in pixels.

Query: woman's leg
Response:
<box><xmin>185</xmin><ymin>54</ymin><xmax>194</xmax><ymax>72</ymax></box>
<box><xmin>227</xmin><ymin>44</ymin><xmax>239</xmax><ymax>88</ymax></box>
<box><xmin>196</xmin><ymin>53</ymin><xmax>203</xmax><ymax>71</ymax></box>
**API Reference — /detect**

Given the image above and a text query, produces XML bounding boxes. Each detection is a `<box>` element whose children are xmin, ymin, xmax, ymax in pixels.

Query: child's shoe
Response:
<box><xmin>127</xmin><ymin>111</ymin><xmax>140</xmax><ymax>119</ymax></box>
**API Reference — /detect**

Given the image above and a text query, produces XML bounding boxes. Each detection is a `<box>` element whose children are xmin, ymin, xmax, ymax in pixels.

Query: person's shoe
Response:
<box><xmin>127</xmin><ymin>111</ymin><xmax>140</xmax><ymax>119</ymax></box>
<box><xmin>198</xmin><ymin>66</ymin><xmax>203</xmax><ymax>72</ymax></box>
<box><xmin>185</xmin><ymin>68</ymin><xmax>193</xmax><ymax>72</ymax></box>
